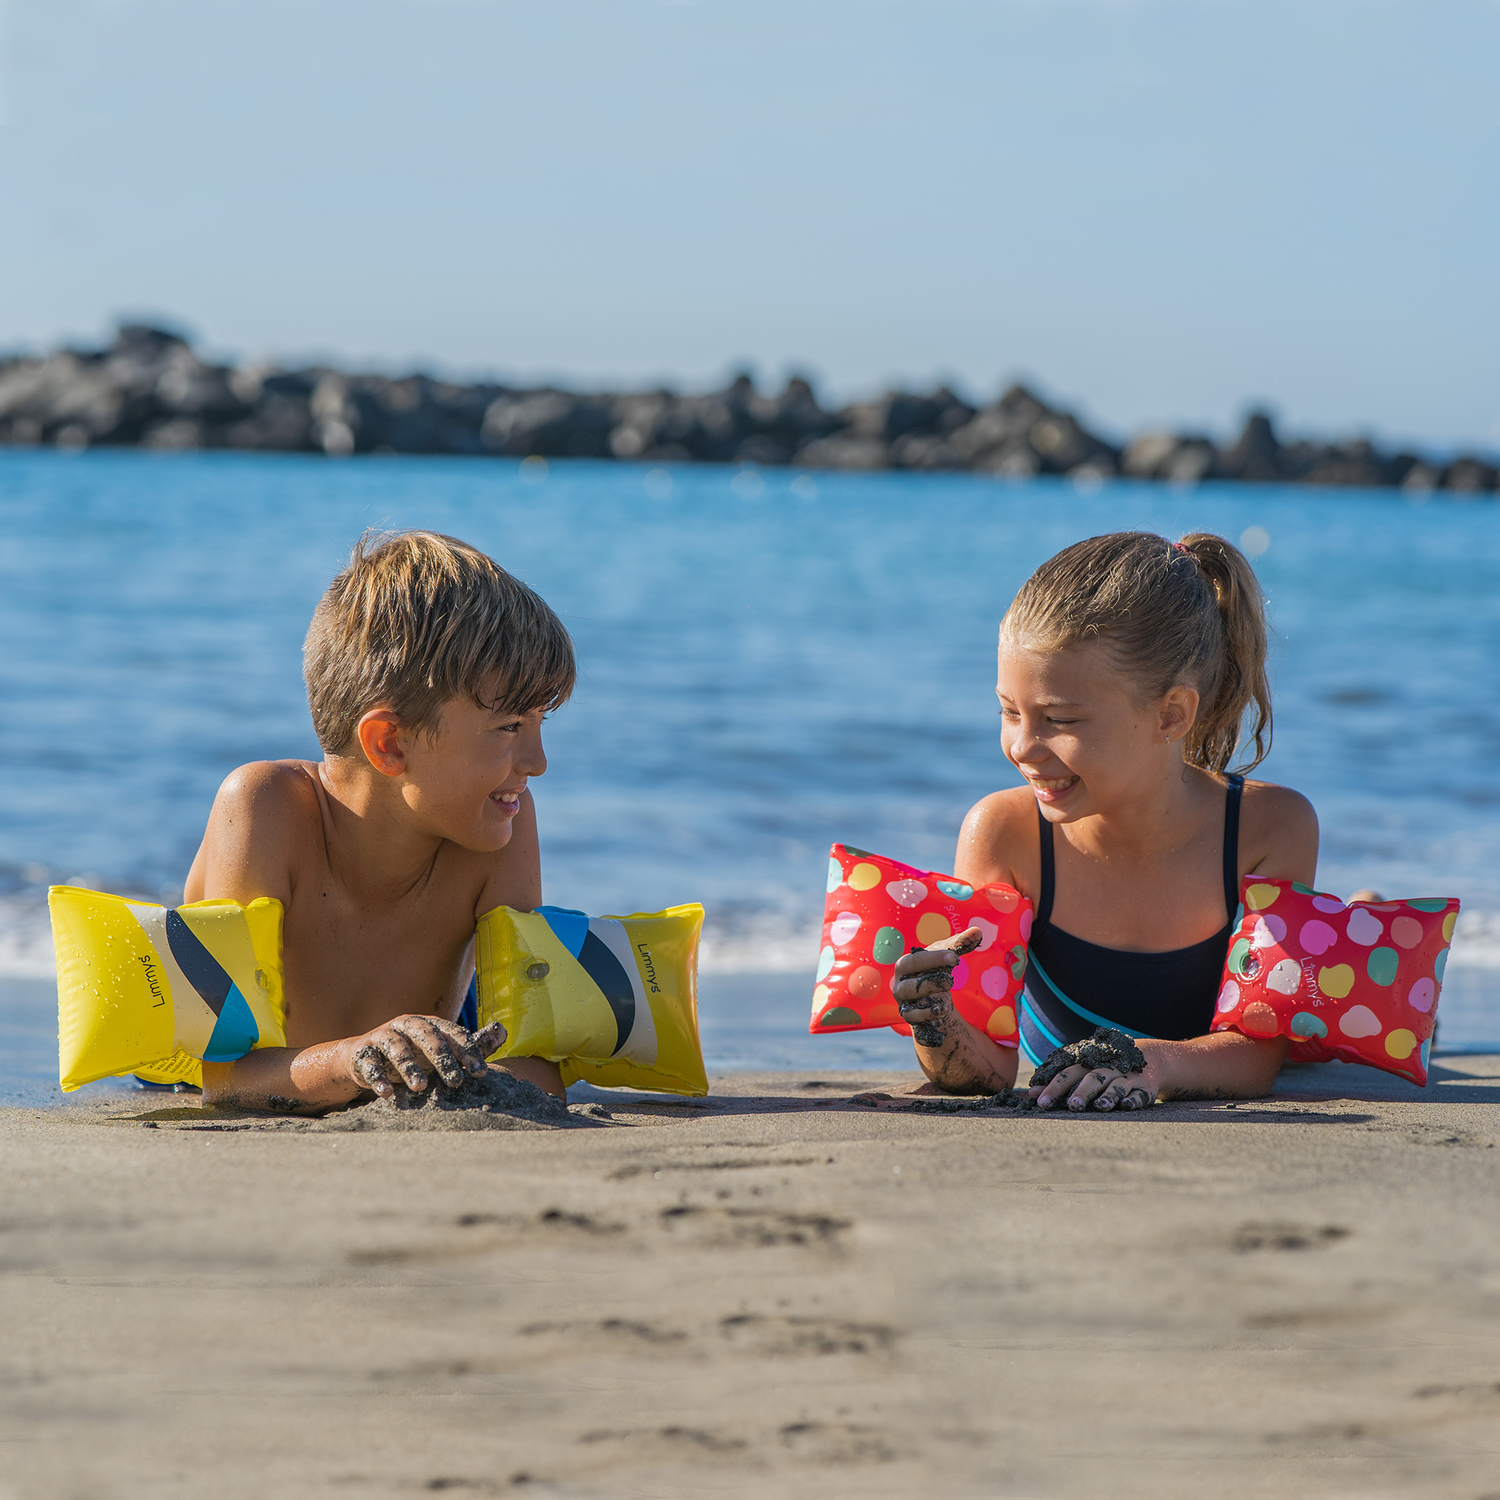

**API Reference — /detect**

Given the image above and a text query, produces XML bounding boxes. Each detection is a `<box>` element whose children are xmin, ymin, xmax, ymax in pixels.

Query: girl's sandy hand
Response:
<box><xmin>893</xmin><ymin>928</ymin><xmax>985</xmax><ymax>1048</ymax></box>
<box><xmin>1031</xmin><ymin>1062</ymin><xmax>1157</xmax><ymax>1113</ymax></box>
<box><xmin>893</xmin><ymin>927</ymin><xmax>984</xmax><ymax>1004</ymax></box>
<box><xmin>345</xmin><ymin>1015</ymin><xmax>507</xmax><ymax>1099</ymax></box>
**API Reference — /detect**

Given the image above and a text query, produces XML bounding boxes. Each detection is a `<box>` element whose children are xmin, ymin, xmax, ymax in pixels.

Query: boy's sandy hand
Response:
<box><xmin>345</xmin><ymin>1016</ymin><xmax>507</xmax><ymax>1098</ymax></box>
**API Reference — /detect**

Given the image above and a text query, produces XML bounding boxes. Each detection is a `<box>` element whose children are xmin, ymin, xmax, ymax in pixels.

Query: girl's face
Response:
<box><xmin>996</xmin><ymin>635</ymin><xmax>1195</xmax><ymax>821</ymax></box>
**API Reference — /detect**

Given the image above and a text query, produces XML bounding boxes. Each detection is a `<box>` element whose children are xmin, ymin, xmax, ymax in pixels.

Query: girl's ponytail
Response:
<box><xmin>1176</xmin><ymin>533</ymin><xmax>1272</xmax><ymax>774</ymax></box>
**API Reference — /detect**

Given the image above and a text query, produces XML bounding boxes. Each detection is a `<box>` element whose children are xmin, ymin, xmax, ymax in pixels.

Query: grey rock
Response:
<box><xmin>795</xmin><ymin>434</ymin><xmax>889</xmax><ymax>470</ymax></box>
<box><xmin>1214</xmin><ymin>411</ymin><xmax>1283</xmax><ymax>481</ymax></box>
<box><xmin>1445</xmin><ymin>457</ymin><xmax>1497</xmax><ymax>493</ymax></box>
<box><xmin>1</xmin><ymin>322</ymin><xmax>1491</xmax><ymax>494</ymax></box>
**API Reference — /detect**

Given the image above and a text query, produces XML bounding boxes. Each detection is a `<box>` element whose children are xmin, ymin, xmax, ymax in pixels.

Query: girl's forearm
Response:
<box><xmin>1141</xmin><ymin>1031</ymin><xmax>1288</xmax><ymax>1101</ymax></box>
<box><xmin>201</xmin><ymin>1041</ymin><xmax>360</xmax><ymax>1112</ymax></box>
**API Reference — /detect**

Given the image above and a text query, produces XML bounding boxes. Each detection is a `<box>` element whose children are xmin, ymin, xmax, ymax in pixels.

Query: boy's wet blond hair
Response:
<box><xmin>304</xmin><ymin>530</ymin><xmax>575</xmax><ymax>753</ymax></box>
<box><xmin>1001</xmin><ymin>531</ymin><xmax>1272</xmax><ymax>775</ymax></box>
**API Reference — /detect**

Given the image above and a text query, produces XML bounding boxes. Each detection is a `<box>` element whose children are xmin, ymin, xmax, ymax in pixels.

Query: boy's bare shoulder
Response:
<box><xmin>213</xmin><ymin>758</ymin><xmax>323</xmax><ymax>823</ymax></box>
<box><xmin>188</xmin><ymin>760</ymin><xmax>325</xmax><ymax>905</ymax></box>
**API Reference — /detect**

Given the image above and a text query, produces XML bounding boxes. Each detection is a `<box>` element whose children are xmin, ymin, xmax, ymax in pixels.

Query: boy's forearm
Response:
<box><xmin>201</xmin><ymin>1042</ymin><xmax>361</xmax><ymax>1113</ymax></box>
<box><xmin>1143</xmin><ymin>1032</ymin><xmax>1288</xmax><ymax>1101</ymax></box>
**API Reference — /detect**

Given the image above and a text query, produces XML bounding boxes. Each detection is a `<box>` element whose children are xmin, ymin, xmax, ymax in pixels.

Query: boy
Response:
<box><xmin>185</xmin><ymin>530</ymin><xmax>575</xmax><ymax>1110</ymax></box>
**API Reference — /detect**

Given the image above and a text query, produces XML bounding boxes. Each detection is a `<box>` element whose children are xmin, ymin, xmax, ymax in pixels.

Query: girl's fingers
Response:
<box><xmin>944</xmin><ymin>926</ymin><xmax>984</xmax><ymax>957</ymax></box>
<box><xmin>893</xmin><ymin>948</ymin><xmax>960</xmax><ymax>979</ymax></box>
<box><xmin>1067</xmin><ymin>1068</ymin><xmax>1117</xmax><ymax>1111</ymax></box>
<box><xmin>892</xmin><ymin>970</ymin><xmax>955</xmax><ymax>1002</ymax></box>
<box><xmin>1033</xmin><ymin>1063</ymin><xmax>1086</xmax><ymax>1108</ymax></box>
<box><xmin>1120</xmin><ymin>1086</ymin><xmax>1153</xmax><ymax>1112</ymax></box>
<box><xmin>897</xmin><ymin>990</ymin><xmax>952</xmax><ymax>1022</ymax></box>
<box><xmin>1093</xmin><ymin>1078</ymin><xmax>1129</xmax><ymax>1112</ymax></box>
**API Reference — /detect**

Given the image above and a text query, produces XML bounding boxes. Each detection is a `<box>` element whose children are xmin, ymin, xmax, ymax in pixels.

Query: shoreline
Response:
<box><xmin>3</xmin><ymin>1055</ymin><xmax>1498</xmax><ymax>1497</ymax></box>
<box><xmin>3</xmin><ymin>323</ymin><xmax>1495</xmax><ymax>493</ymax></box>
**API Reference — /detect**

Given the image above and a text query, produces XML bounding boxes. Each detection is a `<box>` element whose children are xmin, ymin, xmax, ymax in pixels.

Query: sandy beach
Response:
<box><xmin>3</xmin><ymin>1056</ymin><xmax>1498</xmax><ymax>1500</ymax></box>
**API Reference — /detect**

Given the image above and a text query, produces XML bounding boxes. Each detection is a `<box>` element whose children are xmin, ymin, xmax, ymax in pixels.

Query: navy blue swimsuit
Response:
<box><xmin>1017</xmin><ymin>776</ymin><xmax>1244</xmax><ymax>1065</ymax></box>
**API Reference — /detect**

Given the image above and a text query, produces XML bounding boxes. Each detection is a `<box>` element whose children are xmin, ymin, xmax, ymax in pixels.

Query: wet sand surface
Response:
<box><xmin>3</xmin><ymin>1057</ymin><xmax>1499</xmax><ymax>1499</ymax></box>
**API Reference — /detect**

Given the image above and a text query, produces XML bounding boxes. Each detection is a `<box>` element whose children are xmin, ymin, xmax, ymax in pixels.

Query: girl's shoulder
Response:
<box><xmin>1233</xmin><ymin>775</ymin><xmax>1319</xmax><ymax>884</ymax></box>
<box><xmin>954</xmin><ymin>787</ymin><xmax>1040</xmax><ymax>894</ymax></box>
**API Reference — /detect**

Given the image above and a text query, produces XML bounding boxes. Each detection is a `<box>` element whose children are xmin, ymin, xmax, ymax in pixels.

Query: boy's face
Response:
<box><xmin>393</xmin><ymin>691</ymin><xmax>549</xmax><ymax>853</ymax></box>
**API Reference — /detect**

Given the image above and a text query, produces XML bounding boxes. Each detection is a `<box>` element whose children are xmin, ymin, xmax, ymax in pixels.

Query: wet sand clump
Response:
<box><xmin>1028</xmin><ymin>1027</ymin><xmax>1148</xmax><ymax>1088</ymax></box>
<box><xmin>902</xmin><ymin>1089</ymin><xmax>1042</xmax><ymax>1113</ymax></box>
<box><xmin>321</xmin><ymin>1066</ymin><xmax>575</xmax><ymax>1132</ymax></box>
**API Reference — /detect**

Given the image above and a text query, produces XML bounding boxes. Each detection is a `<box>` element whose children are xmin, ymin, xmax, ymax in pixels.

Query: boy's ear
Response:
<box><xmin>356</xmin><ymin>710</ymin><xmax>407</xmax><ymax>777</ymax></box>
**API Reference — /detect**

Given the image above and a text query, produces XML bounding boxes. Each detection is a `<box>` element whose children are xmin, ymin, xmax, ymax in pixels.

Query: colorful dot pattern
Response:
<box><xmin>1212</xmin><ymin>878</ymin><xmax>1460</xmax><ymax>1086</ymax></box>
<box><xmin>808</xmin><ymin>843</ymin><xmax>1032</xmax><ymax>1046</ymax></box>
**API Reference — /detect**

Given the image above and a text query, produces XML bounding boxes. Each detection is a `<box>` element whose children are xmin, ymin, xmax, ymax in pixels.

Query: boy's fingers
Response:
<box><xmin>351</xmin><ymin>1044</ymin><xmax>398</xmax><ymax>1098</ymax></box>
<box><xmin>395</xmin><ymin>1018</ymin><xmax>466</xmax><ymax>1088</ymax></box>
<box><xmin>377</xmin><ymin>1032</ymin><xmax>431</xmax><ymax>1092</ymax></box>
<box><xmin>425</xmin><ymin>1017</ymin><xmax>489</xmax><ymax>1073</ymax></box>
<box><xmin>471</xmin><ymin>1021</ymin><xmax>506</xmax><ymax>1063</ymax></box>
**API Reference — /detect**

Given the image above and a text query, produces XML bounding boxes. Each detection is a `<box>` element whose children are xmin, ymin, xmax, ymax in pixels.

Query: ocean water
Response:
<box><xmin>3</xmin><ymin>449</ymin><xmax>1498</xmax><ymax>1096</ymax></box>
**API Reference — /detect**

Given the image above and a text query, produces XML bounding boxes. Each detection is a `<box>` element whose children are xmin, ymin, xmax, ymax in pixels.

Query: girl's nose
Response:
<box><xmin>1007</xmin><ymin>719</ymin><xmax>1044</xmax><ymax>767</ymax></box>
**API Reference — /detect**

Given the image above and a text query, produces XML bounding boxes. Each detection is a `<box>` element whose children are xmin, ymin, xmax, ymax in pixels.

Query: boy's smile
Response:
<box><xmin>490</xmin><ymin>786</ymin><xmax>525</xmax><ymax>817</ymax></box>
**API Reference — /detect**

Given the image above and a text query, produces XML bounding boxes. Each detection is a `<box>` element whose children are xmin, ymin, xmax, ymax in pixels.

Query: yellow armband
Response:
<box><xmin>49</xmin><ymin>886</ymin><xmax>286</xmax><ymax>1092</ymax></box>
<box><xmin>476</xmin><ymin>903</ymin><xmax>707</xmax><ymax>1096</ymax></box>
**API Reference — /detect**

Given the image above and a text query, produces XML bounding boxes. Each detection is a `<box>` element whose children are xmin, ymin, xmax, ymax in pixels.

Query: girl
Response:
<box><xmin>893</xmin><ymin>531</ymin><xmax>1318</xmax><ymax>1110</ymax></box>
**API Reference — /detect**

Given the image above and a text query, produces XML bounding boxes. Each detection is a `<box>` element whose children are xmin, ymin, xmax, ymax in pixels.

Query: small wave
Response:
<box><xmin>698</xmin><ymin>921</ymin><xmax>821</xmax><ymax>976</ymax></box>
<box><xmin>1445</xmin><ymin>910</ymin><xmax>1500</xmax><ymax>969</ymax></box>
<box><xmin>0</xmin><ymin>896</ymin><xmax>56</xmax><ymax>980</ymax></box>
<box><xmin>4</xmin><ymin>886</ymin><xmax>1489</xmax><ymax>983</ymax></box>
<box><xmin>0</xmin><ymin>892</ymin><xmax>823</xmax><ymax>983</ymax></box>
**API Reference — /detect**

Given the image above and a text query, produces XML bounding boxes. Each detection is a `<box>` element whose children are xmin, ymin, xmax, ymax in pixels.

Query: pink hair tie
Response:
<box><xmin>1173</xmin><ymin>541</ymin><xmax>1194</xmax><ymax>557</ymax></box>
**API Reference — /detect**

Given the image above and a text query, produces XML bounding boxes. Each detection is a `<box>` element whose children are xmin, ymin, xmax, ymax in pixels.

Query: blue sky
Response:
<box><xmin>1</xmin><ymin>0</ymin><xmax>1497</xmax><ymax>450</ymax></box>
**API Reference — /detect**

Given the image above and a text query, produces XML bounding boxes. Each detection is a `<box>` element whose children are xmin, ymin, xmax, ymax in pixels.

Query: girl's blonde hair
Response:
<box><xmin>1001</xmin><ymin>531</ymin><xmax>1272</xmax><ymax>774</ymax></box>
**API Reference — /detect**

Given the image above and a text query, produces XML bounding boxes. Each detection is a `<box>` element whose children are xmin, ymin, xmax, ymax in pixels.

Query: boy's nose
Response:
<box><xmin>518</xmin><ymin>729</ymin><xmax>548</xmax><ymax>777</ymax></box>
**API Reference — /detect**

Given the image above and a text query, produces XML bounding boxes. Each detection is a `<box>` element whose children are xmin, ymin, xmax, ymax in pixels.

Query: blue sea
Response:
<box><xmin>3</xmin><ymin>450</ymin><xmax>1498</xmax><ymax>1101</ymax></box>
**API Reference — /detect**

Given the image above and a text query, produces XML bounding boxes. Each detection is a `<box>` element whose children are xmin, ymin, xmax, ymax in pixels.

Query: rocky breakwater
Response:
<box><xmin>1</xmin><ymin>323</ymin><xmax>1494</xmax><ymax>494</ymax></box>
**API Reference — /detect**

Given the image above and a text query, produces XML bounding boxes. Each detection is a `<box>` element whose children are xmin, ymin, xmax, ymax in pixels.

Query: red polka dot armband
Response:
<box><xmin>809</xmin><ymin>844</ymin><xmax>1032</xmax><ymax>1046</ymax></box>
<box><xmin>1212</xmin><ymin>878</ymin><xmax>1460</xmax><ymax>1086</ymax></box>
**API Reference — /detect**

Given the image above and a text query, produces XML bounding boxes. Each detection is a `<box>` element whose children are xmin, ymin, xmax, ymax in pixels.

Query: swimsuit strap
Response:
<box><xmin>1034</xmin><ymin>802</ymin><xmax>1055</xmax><ymax>931</ymax></box>
<box><xmin>1034</xmin><ymin>773</ymin><xmax>1244</xmax><ymax>931</ymax></box>
<box><xmin>1222</xmin><ymin>773</ymin><xmax>1245</xmax><ymax>919</ymax></box>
